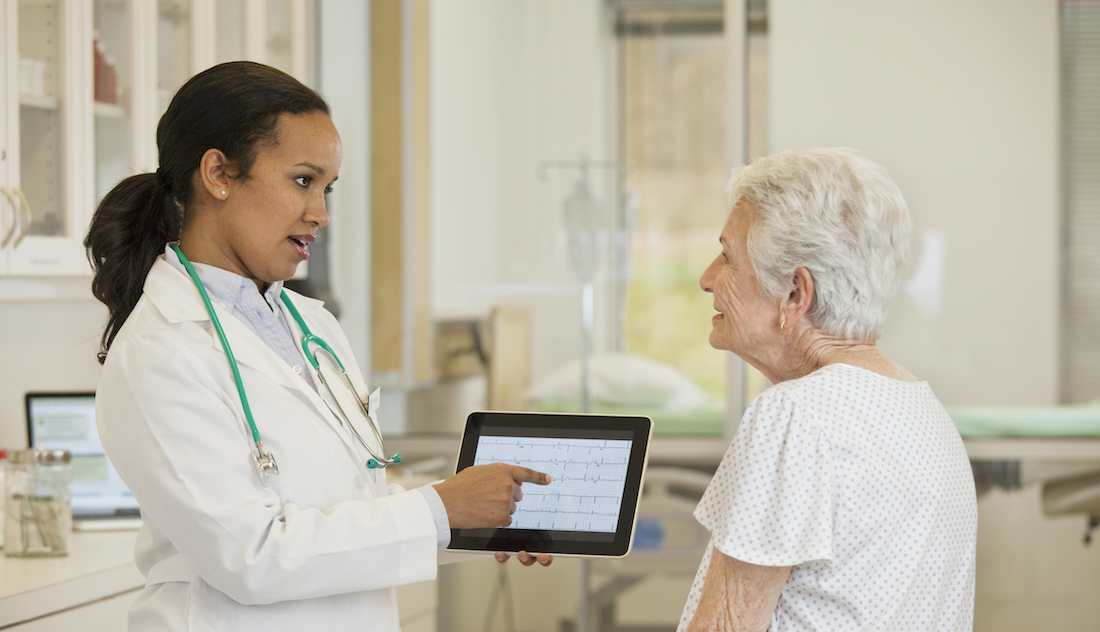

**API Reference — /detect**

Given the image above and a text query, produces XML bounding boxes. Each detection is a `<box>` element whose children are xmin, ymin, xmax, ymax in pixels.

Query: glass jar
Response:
<box><xmin>4</xmin><ymin>449</ymin><xmax>72</xmax><ymax>557</ymax></box>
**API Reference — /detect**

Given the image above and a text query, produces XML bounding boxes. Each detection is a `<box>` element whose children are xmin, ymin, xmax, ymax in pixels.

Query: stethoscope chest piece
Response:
<box><xmin>255</xmin><ymin>448</ymin><xmax>279</xmax><ymax>485</ymax></box>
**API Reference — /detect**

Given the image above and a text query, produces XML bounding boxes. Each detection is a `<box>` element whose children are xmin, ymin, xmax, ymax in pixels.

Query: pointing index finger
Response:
<box><xmin>510</xmin><ymin>466</ymin><xmax>552</xmax><ymax>486</ymax></box>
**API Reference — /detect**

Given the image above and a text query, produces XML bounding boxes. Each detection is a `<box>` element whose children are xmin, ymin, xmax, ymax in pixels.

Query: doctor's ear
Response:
<box><xmin>198</xmin><ymin>149</ymin><xmax>233</xmax><ymax>200</ymax></box>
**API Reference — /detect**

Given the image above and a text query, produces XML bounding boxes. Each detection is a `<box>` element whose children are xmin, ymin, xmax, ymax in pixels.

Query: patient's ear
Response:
<box><xmin>781</xmin><ymin>267</ymin><xmax>814</xmax><ymax>328</ymax></box>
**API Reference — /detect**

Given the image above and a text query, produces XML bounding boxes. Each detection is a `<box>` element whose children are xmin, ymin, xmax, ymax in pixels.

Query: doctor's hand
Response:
<box><xmin>432</xmin><ymin>462</ymin><xmax>551</xmax><ymax>529</ymax></box>
<box><xmin>495</xmin><ymin>550</ymin><xmax>553</xmax><ymax>567</ymax></box>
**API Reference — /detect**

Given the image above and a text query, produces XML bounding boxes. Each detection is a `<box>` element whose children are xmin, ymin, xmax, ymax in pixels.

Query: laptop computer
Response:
<box><xmin>25</xmin><ymin>392</ymin><xmax>142</xmax><ymax>530</ymax></box>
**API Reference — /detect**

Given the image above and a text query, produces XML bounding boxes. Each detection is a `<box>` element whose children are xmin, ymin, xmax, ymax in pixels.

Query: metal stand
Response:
<box><xmin>541</xmin><ymin>154</ymin><xmax>623</xmax><ymax>632</ymax></box>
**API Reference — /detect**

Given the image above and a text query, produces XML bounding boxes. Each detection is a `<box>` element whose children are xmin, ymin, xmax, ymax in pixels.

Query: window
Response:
<box><xmin>1061</xmin><ymin>1</ymin><xmax>1100</xmax><ymax>403</ymax></box>
<box><xmin>617</xmin><ymin>3</ymin><xmax>729</xmax><ymax>422</ymax></box>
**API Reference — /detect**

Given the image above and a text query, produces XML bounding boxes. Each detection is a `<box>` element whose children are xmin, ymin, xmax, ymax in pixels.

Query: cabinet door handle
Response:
<box><xmin>0</xmin><ymin>186</ymin><xmax>17</xmax><ymax>248</ymax></box>
<box><xmin>12</xmin><ymin>187</ymin><xmax>32</xmax><ymax>249</ymax></box>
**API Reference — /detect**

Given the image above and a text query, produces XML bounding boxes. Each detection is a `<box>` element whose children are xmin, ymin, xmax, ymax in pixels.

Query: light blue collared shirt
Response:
<box><xmin>163</xmin><ymin>245</ymin><xmax>450</xmax><ymax>549</ymax></box>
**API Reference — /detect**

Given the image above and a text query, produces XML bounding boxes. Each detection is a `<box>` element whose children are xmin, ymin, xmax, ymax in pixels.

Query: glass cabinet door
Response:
<box><xmin>157</xmin><ymin>0</ymin><xmax>191</xmax><ymax>114</ymax></box>
<box><xmin>17</xmin><ymin>0</ymin><xmax>64</xmax><ymax>242</ymax></box>
<box><xmin>7</xmin><ymin>0</ymin><xmax>94</xmax><ymax>276</ymax></box>
<box><xmin>0</xmin><ymin>1</ymin><xmax>12</xmax><ymax>274</ymax></box>
<box><xmin>212</xmin><ymin>0</ymin><xmax>308</xmax><ymax>83</ymax></box>
<box><xmin>93</xmin><ymin>0</ymin><xmax>131</xmax><ymax>204</ymax></box>
<box><xmin>213</xmin><ymin>0</ymin><xmax>244</xmax><ymax>66</ymax></box>
<box><xmin>265</xmin><ymin>0</ymin><xmax>291</xmax><ymax>74</ymax></box>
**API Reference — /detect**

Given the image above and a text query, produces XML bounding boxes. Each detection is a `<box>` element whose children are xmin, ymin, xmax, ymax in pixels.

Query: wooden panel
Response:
<box><xmin>412</xmin><ymin>0</ymin><xmax>432</xmax><ymax>382</ymax></box>
<box><xmin>486</xmin><ymin>306</ymin><xmax>532</xmax><ymax>411</ymax></box>
<box><xmin>371</xmin><ymin>0</ymin><xmax>433</xmax><ymax>381</ymax></box>
<box><xmin>370</xmin><ymin>0</ymin><xmax>404</xmax><ymax>373</ymax></box>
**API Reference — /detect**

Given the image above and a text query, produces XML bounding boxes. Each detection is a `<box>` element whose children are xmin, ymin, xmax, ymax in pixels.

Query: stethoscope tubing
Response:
<box><xmin>170</xmin><ymin>243</ymin><xmax>397</xmax><ymax>484</ymax></box>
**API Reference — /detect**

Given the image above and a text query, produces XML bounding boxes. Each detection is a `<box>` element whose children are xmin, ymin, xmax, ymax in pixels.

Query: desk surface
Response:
<box><xmin>0</xmin><ymin>529</ymin><xmax>143</xmax><ymax>628</ymax></box>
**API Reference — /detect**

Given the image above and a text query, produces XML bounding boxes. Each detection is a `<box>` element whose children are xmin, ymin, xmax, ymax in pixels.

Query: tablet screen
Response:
<box><xmin>448</xmin><ymin>411</ymin><xmax>652</xmax><ymax>557</ymax></box>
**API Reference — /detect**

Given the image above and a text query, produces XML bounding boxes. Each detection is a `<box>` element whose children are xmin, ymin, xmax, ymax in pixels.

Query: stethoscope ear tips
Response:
<box><xmin>392</xmin><ymin>454</ymin><xmax>402</xmax><ymax>464</ymax></box>
<box><xmin>367</xmin><ymin>458</ymin><xmax>379</xmax><ymax>469</ymax></box>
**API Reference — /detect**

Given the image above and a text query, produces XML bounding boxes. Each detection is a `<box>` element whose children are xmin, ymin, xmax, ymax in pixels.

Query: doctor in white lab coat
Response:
<box><xmin>85</xmin><ymin>61</ymin><xmax>550</xmax><ymax>631</ymax></box>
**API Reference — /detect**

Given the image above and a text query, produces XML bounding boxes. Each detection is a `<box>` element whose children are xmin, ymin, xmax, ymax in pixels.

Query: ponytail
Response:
<box><xmin>84</xmin><ymin>173</ymin><xmax>182</xmax><ymax>364</ymax></box>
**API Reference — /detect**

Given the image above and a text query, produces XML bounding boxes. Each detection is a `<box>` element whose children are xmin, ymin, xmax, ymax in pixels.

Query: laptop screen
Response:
<box><xmin>25</xmin><ymin>392</ymin><xmax>140</xmax><ymax>518</ymax></box>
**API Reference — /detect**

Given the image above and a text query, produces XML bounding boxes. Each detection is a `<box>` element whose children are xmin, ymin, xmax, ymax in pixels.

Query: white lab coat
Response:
<box><xmin>96</xmin><ymin>256</ymin><xmax>439</xmax><ymax>631</ymax></box>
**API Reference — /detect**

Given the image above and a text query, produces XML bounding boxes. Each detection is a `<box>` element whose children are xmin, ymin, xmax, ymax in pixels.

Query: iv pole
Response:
<box><xmin>541</xmin><ymin>154</ymin><xmax>623</xmax><ymax>414</ymax></box>
<box><xmin>539</xmin><ymin>154</ymin><xmax>623</xmax><ymax>632</ymax></box>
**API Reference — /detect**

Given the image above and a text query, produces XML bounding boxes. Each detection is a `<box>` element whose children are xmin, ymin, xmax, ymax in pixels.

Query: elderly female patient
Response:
<box><xmin>679</xmin><ymin>148</ymin><xmax>977</xmax><ymax>632</ymax></box>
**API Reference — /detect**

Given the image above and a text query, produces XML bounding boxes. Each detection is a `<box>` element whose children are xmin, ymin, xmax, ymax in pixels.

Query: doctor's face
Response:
<box><xmin>699</xmin><ymin>202</ymin><xmax>778</xmax><ymax>358</ymax></box>
<box><xmin>216</xmin><ymin>111</ymin><xmax>342</xmax><ymax>289</ymax></box>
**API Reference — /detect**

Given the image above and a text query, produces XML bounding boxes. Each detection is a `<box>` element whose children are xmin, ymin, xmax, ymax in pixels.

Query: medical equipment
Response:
<box><xmin>171</xmin><ymin>243</ymin><xmax>400</xmax><ymax>484</ymax></box>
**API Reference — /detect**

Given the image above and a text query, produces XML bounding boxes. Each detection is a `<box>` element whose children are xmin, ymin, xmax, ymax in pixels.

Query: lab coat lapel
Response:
<box><xmin>143</xmin><ymin>259</ymin><xmax>361</xmax><ymax>456</ymax></box>
<box><xmin>276</xmin><ymin>290</ymin><xmax>380</xmax><ymax>459</ymax></box>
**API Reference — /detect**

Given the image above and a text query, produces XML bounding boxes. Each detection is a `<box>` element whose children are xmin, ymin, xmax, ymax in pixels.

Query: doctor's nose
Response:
<box><xmin>307</xmin><ymin>195</ymin><xmax>329</xmax><ymax>229</ymax></box>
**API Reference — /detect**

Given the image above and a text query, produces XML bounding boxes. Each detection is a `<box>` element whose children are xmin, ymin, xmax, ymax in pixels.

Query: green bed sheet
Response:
<box><xmin>533</xmin><ymin>399</ymin><xmax>727</xmax><ymax>436</ymax></box>
<box><xmin>947</xmin><ymin>406</ymin><xmax>1100</xmax><ymax>439</ymax></box>
<box><xmin>534</xmin><ymin>400</ymin><xmax>1100</xmax><ymax>439</ymax></box>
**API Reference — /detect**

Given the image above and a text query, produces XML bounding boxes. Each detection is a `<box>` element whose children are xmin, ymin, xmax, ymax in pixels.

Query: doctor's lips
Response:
<box><xmin>288</xmin><ymin>234</ymin><xmax>315</xmax><ymax>259</ymax></box>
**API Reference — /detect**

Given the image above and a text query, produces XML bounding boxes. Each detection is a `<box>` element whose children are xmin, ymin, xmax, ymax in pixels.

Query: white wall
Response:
<box><xmin>769</xmin><ymin>0</ymin><xmax>1060</xmax><ymax>407</ymax></box>
<box><xmin>318</xmin><ymin>0</ymin><xmax>371</xmax><ymax>375</ymax></box>
<box><xmin>0</xmin><ymin>286</ymin><xmax>104</xmax><ymax>448</ymax></box>
<box><xmin>768</xmin><ymin>4</ymin><xmax>1098</xmax><ymax>631</ymax></box>
<box><xmin>429</xmin><ymin>0</ymin><xmax>617</xmax><ymax>382</ymax></box>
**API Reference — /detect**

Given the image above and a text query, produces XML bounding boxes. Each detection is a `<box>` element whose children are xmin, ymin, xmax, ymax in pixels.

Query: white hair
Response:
<box><xmin>726</xmin><ymin>147</ymin><xmax>911</xmax><ymax>341</ymax></box>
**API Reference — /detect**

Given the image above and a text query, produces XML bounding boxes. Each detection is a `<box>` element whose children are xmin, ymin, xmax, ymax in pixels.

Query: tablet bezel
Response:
<box><xmin>448</xmin><ymin>411</ymin><xmax>652</xmax><ymax>558</ymax></box>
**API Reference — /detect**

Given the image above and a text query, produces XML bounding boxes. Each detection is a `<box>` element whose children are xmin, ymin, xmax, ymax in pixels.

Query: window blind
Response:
<box><xmin>1061</xmin><ymin>1</ymin><xmax>1100</xmax><ymax>403</ymax></box>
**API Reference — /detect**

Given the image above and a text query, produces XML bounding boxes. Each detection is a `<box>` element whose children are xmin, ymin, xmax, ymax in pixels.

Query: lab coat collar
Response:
<box><xmin>143</xmin><ymin>258</ymin><xmax>321</xmax><ymax>391</ymax></box>
<box><xmin>144</xmin><ymin>255</ymin><xmax>326</xmax><ymax>330</ymax></box>
<box><xmin>142</xmin><ymin>258</ymin><xmax>363</xmax><ymax>462</ymax></box>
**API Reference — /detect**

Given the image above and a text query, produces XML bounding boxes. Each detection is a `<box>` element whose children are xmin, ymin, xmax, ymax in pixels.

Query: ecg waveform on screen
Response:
<box><xmin>473</xmin><ymin>436</ymin><xmax>632</xmax><ymax>532</ymax></box>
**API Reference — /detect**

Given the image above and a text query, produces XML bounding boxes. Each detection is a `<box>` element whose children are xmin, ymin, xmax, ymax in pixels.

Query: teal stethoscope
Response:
<box><xmin>171</xmin><ymin>243</ymin><xmax>400</xmax><ymax>485</ymax></box>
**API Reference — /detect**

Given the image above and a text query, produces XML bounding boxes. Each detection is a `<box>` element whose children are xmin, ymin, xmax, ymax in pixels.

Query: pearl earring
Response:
<box><xmin>221</xmin><ymin>190</ymin><xmax>227</xmax><ymax>197</ymax></box>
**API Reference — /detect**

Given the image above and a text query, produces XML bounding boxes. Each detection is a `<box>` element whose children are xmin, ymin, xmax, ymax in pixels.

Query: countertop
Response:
<box><xmin>0</xmin><ymin>529</ymin><xmax>143</xmax><ymax>628</ymax></box>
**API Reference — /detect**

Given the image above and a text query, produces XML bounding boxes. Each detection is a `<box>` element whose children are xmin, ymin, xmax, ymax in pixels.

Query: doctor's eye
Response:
<box><xmin>324</xmin><ymin>185</ymin><xmax>334</xmax><ymax>195</ymax></box>
<box><xmin>294</xmin><ymin>175</ymin><xmax>313</xmax><ymax>188</ymax></box>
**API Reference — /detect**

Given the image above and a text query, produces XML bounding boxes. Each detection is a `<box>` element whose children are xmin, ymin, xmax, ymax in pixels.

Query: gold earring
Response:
<box><xmin>780</xmin><ymin>316</ymin><xmax>793</xmax><ymax>336</ymax></box>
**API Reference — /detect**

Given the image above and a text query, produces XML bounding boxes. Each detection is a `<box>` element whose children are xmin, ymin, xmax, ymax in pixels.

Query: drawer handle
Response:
<box><xmin>13</xmin><ymin>187</ymin><xmax>32</xmax><ymax>248</ymax></box>
<box><xmin>0</xmin><ymin>186</ymin><xmax>16</xmax><ymax>248</ymax></box>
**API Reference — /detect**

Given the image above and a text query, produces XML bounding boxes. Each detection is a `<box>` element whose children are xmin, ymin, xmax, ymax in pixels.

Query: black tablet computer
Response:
<box><xmin>448</xmin><ymin>411</ymin><xmax>652</xmax><ymax>558</ymax></box>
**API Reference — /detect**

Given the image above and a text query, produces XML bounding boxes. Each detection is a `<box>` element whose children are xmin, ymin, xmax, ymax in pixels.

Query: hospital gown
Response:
<box><xmin>678</xmin><ymin>363</ymin><xmax>977</xmax><ymax>632</ymax></box>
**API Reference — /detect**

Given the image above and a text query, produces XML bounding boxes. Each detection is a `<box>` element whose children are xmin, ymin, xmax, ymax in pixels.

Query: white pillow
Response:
<box><xmin>526</xmin><ymin>352</ymin><xmax>709</xmax><ymax>411</ymax></box>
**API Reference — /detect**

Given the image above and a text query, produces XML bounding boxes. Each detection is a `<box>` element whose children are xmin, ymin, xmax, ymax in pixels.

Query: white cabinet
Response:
<box><xmin>1</xmin><ymin>0</ymin><xmax>93</xmax><ymax>277</ymax></box>
<box><xmin>0</xmin><ymin>0</ymin><xmax>314</xmax><ymax>282</ymax></box>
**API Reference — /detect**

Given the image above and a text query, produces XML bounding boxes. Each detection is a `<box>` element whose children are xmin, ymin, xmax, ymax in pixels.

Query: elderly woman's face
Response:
<box><xmin>699</xmin><ymin>203</ymin><xmax>778</xmax><ymax>355</ymax></box>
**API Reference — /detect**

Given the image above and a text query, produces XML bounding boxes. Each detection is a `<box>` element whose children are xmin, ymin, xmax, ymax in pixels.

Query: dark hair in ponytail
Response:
<box><xmin>85</xmin><ymin>61</ymin><xmax>330</xmax><ymax>363</ymax></box>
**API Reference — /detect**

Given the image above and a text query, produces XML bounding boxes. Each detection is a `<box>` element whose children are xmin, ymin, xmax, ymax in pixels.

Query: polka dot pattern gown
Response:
<box><xmin>677</xmin><ymin>364</ymin><xmax>977</xmax><ymax>632</ymax></box>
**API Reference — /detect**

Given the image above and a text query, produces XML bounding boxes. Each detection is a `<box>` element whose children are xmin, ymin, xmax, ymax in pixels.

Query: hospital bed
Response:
<box><xmin>951</xmin><ymin>406</ymin><xmax>1100</xmax><ymax>542</ymax></box>
<box><xmin>584</xmin><ymin>466</ymin><xmax>713</xmax><ymax>632</ymax></box>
